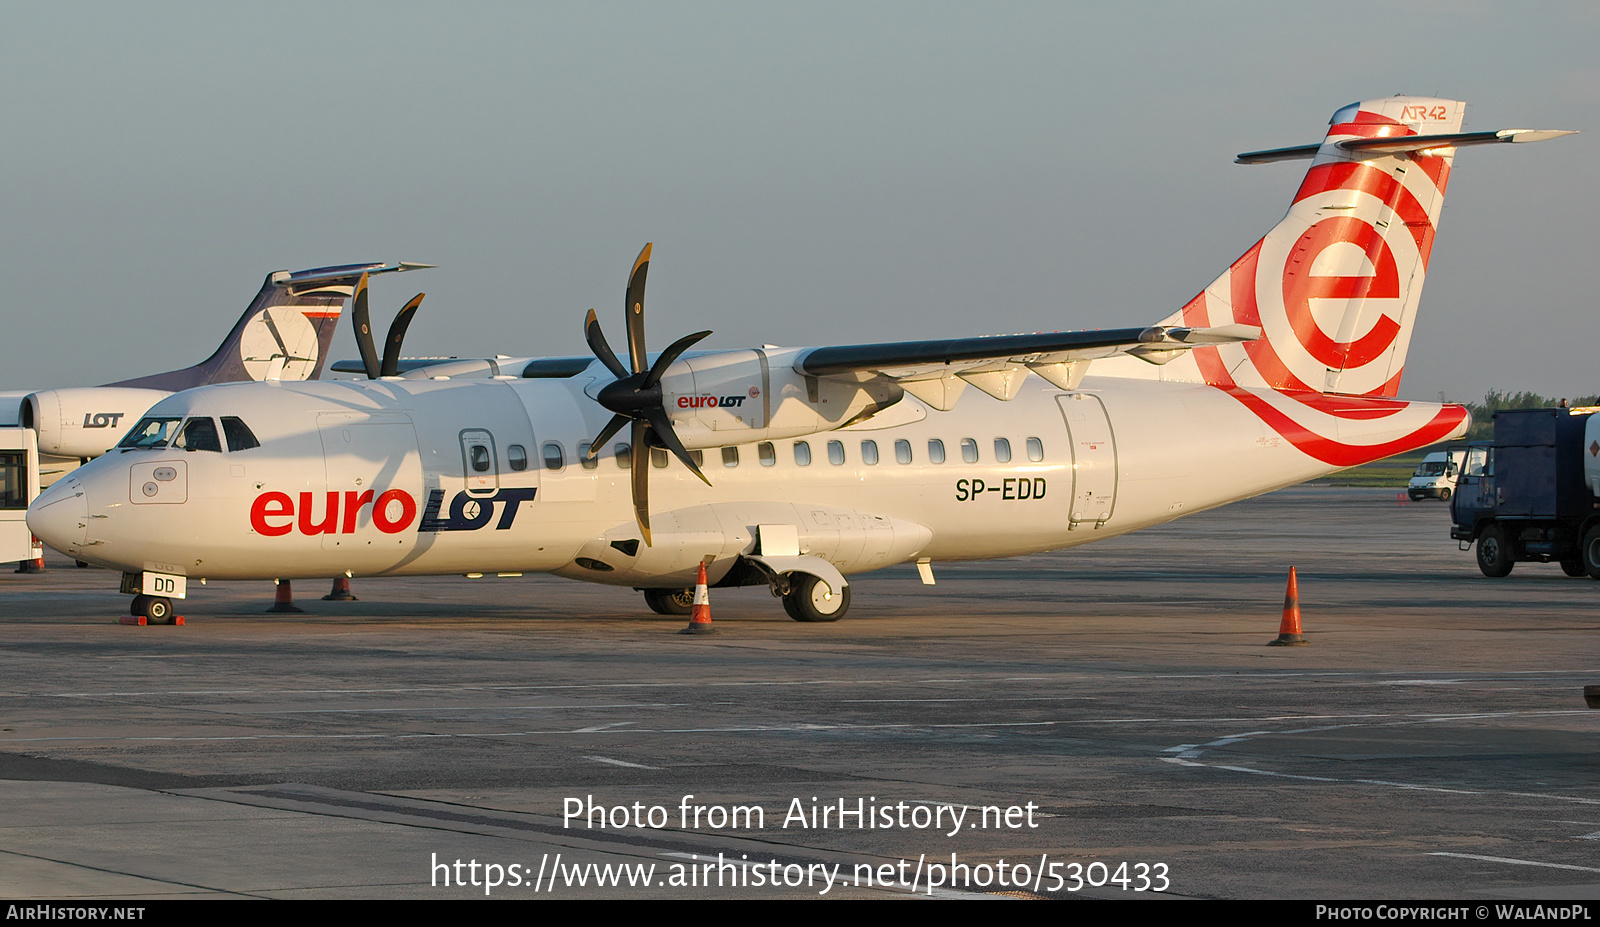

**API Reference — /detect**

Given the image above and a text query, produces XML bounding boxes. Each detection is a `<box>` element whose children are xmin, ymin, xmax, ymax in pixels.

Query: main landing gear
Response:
<box><xmin>642</xmin><ymin>588</ymin><xmax>695</xmax><ymax>616</ymax></box>
<box><xmin>780</xmin><ymin>574</ymin><xmax>850</xmax><ymax>623</ymax></box>
<box><xmin>130</xmin><ymin>594</ymin><xmax>175</xmax><ymax>624</ymax></box>
<box><xmin>640</xmin><ymin>573</ymin><xmax>853</xmax><ymax>622</ymax></box>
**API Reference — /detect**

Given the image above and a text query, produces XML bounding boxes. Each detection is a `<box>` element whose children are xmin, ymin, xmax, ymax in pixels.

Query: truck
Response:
<box><xmin>0</xmin><ymin>426</ymin><xmax>41</xmax><ymax>563</ymax></box>
<box><xmin>1408</xmin><ymin>449</ymin><xmax>1465</xmax><ymax>501</ymax></box>
<box><xmin>1451</xmin><ymin>407</ymin><xmax>1600</xmax><ymax>577</ymax></box>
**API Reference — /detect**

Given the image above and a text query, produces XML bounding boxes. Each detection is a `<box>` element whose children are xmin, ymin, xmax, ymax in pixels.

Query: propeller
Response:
<box><xmin>583</xmin><ymin>243</ymin><xmax>712</xmax><ymax>545</ymax></box>
<box><xmin>350</xmin><ymin>271</ymin><xmax>427</xmax><ymax>379</ymax></box>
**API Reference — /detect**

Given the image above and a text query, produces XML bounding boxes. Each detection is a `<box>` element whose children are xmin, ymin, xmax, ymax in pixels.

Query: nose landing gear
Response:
<box><xmin>129</xmin><ymin>594</ymin><xmax>176</xmax><ymax>625</ymax></box>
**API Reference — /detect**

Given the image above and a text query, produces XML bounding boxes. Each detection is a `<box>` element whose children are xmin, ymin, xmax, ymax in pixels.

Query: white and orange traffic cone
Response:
<box><xmin>679</xmin><ymin>561</ymin><xmax>716</xmax><ymax>635</ymax></box>
<box><xmin>323</xmin><ymin>576</ymin><xmax>358</xmax><ymax>601</ymax></box>
<box><xmin>267</xmin><ymin>579</ymin><xmax>306</xmax><ymax>613</ymax></box>
<box><xmin>1268</xmin><ymin>566</ymin><xmax>1308</xmax><ymax>646</ymax></box>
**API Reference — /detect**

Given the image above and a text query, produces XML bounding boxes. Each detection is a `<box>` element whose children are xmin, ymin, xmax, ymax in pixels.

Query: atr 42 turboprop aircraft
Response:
<box><xmin>27</xmin><ymin>98</ymin><xmax>1574</xmax><ymax>624</ymax></box>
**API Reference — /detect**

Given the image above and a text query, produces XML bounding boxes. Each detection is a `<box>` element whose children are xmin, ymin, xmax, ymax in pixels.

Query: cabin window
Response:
<box><xmin>758</xmin><ymin>442</ymin><xmax>776</xmax><ymax>467</ymax></box>
<box><xmin>928</xmin><ymin>439</ymin><xmax>946</xmax><ymax>464</ymax></box>
<box><xmin>574</xmin><ymin>443</ymin><xmax>596</xmax><ymax>470</ymax></box>
<box><xmin>894</xmin><ymin>439</ymin><xmax>912</xmax><ymax>464</ymax></box>
<box><xmin>651</xmin><ymin>447</ymin><xmax>668</xmax><ymax>469</ymax></box>
<box><xmin>827</xmin><ymin>440</ymin><xmax>845</xmax><ymax>465</ymax></box>
<box><xmin>118</xmin><ymin>417</ymin><xmax>182</xmax><ymax>449</ymax></box>
<box><xmin>614</xmin><ymin>443</ymin><xmax>631</xmax><ymax>468</ymax></box>
<box><xmin>469</xmin><ymin>444</ymin><xmax>491</xmax><ymax>472</ymax></box>
<box><xmin>221</xmin><ymin>417</ymin><xmax>260</xmax><ymax>452</ymax></box>
<box><xmin>960</xmin><ymin>437</ymin><xmax>978</xmax><ymax>463</ymax></box>
<box><xmin>994</xmin><ymin>438</ymin><xmax>1011</xmax><ymax>463</ymax></box>
<box><xmin>722</xmin><ymin>447</ymin><xmax>740</xmax><ymax>468</ymax></box>
<box><xmin>861</xmin><ymin>440</ymin><xmax>879</xmax><ymax>465</ymax></box>
<box><xmin>542</xmin><ymin>443</ymin><xmax>564</xmax><ymax>471</ymax></box>
<box><xmin>794</xmin><ymin>441</ymin><xmax>812</xmax><ymax>466</ymax></box>
<box><xmin>1026</xmin><ymin>437</ymin><xmax>1044</xmax><ymax>461</ymax></box>
<box><xmin>509</xmin><ymin>444</ymin><xmax>529</xmax><ymax>471</ymax></box>
<box><xmin>0</xmin><ymin>453</ymin><xmax>25</xmax><ymax>509</ymax></box>
<box><xmin>690</xmin><ymin>450</ymin><xmax>704</xmax><ymax>469</ymax></box>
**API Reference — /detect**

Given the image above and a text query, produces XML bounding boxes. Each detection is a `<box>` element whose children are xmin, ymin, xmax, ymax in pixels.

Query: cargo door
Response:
<box><xmin>318</xmin><ymin>412</ymin><xmax>423</xmax><ymax>556</ymax></box>
<box><xmin>1055</xmin><ymin>393</ymin><xmax>1118</xmax><ymax>529</ymax></box>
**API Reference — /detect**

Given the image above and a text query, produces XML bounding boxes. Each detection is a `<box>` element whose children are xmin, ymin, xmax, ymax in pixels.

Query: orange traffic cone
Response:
<box><xmin>267</xmin><ymin>579</ymin><xmax>306</xmax><ymax>613</ymax></box>
<box><xmin>1268</xmin><ymin>567</ymin><xmax>1308</xmax><ymax>646</ymax></box>
<box><xmin>322</xmin><ymin>576</ymin><xmax>358</xmax><ymax>601</ymax></box>
<box><xmin>679</xmin><ymin>561</ymin><xmax>716</xmax><ymax>635</ymax></box>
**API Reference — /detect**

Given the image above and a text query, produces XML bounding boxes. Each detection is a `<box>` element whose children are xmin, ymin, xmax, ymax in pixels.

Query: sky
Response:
<box><xmin>2</xmin><ymin>1</ymin><xmax>1595</xmax><ymax>404</ymax></box>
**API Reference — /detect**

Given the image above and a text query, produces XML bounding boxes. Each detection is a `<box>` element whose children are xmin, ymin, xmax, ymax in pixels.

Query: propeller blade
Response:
<box><xmin>380</xmin><ymin>293</ymin><xmax>425</xmax><ymax>378</ymax></box>
<box><xmin>631</xmin><ymin>418</ymin><xmax>651</xmax><ymax>546</ymax></box>
<box><xmin>624</xmin><ymin>243</ymin><xmax>651</xmax><ymax>375</ymax></box>
<box><xmin>642</xmin><ymin>329</ymin><xmax>713</xmax><ymax>390</ymax></box>
<box><xmin>584</xmin><ymin>309</ymin><xmax>629</xmax><ymax>380</ymax></box>
<box><xmin>645</xmin><ymin>406</ymin><xmax>712</xmax><ymax>487</ymax></box>
<box><xmin>351</xmin><ymin>272</ymin><xmax>380</xmax><ymax>380</ymax></box>
<box><xmin>587</xmin><ymin>413</ymin><xmax>630</xmax><ymax>459</ymax></box>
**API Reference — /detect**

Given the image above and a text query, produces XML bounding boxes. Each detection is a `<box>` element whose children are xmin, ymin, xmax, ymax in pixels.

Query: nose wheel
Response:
<box><xmin>130</xmin><ymin>594</ymin><xmax>175</xmax><ymax>625</ymax></box>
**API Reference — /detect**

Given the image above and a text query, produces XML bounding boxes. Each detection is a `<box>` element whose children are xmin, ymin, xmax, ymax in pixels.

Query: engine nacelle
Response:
<box><xmin>658</xmin><ymin>348</ymin><xmax>903</xmax><ymax>449</ymax></box>
<box><xmin>22</xmin><ymin>388</ymin><xmax>171</xmax><ymax>458</ymax></box>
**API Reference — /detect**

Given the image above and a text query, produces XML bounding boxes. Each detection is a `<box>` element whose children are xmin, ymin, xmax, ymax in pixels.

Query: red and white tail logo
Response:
<box><xmin>1152</xmin><ymin>97</ymin><xmax>1478</xmax><ymax>465</ymax></box>
<box><xmin>1167</xmin><ymin>97</ymin><xmax>1463</xmax><ymax>398</ymax></box>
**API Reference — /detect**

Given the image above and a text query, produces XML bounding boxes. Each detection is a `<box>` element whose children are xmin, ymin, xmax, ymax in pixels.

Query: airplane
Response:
<box><xmin>25</xmin><ymin>97</ymin><xmax>1575</xmax><ymax>625</ymax></box>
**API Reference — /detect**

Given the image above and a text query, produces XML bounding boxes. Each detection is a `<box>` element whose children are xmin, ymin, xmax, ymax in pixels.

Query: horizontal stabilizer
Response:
<box><xmin>1238</xmin><ymin>128</ymin><xmax>1576</xmax><ymax>164</ymax></box>
<box><xmin>271</xmin><ymin>261</ymin><xmax>434</xmax><ymax>292</ymax></box>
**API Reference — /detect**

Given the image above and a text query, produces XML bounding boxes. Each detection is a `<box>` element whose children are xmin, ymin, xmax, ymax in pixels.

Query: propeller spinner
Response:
<box><xmin>350</xmin><ymin>271</ymin><xmax>427</xmax><ymax>380</ymax></box>
<box><xmin>583</xmin><ymin>244</ymin><xmax>712</xmax><ymax>545</ymax></box>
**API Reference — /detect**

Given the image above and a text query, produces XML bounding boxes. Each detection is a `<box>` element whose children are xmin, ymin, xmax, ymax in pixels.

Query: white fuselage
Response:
<box><xmin>27</xmin><ymin>369</ymin><xmax>1464</xmax><ymax>590</ymax></box>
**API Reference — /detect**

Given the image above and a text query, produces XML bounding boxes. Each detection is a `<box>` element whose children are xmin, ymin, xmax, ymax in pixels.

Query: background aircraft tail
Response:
<box><xmin>1157</xmin><ymin>96</ymin><xmax>1471</xmax><ymax>398</ymax></box>
<box><xmin>108</xmin><ymin>262</ymin><xmax>430</xmax><ymax>391</ymax></box>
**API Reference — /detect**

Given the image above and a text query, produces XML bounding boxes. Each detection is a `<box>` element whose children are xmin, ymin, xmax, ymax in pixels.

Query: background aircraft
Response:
<box><xmin>26</xmin><ymin>97</ymin><xmax>1573</xmax><ymax>623</ymax></box>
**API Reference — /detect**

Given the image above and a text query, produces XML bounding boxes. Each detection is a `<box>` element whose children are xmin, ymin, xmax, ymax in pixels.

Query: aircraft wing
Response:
<box><xmin>793</xmin><ymin>323</ymin><xmax>1259</xmax><ymax>405</ymax></box>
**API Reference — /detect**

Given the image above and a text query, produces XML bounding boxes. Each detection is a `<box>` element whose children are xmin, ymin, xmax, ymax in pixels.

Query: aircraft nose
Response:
<box><xmin>26</xmin><ymin>476</ymin><xmax>88</xmax><ymax>555</ymax></box>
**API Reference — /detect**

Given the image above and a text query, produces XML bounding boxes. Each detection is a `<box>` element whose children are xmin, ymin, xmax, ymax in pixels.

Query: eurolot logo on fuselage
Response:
<box><xmin>677</xmin><ymin>394</ymin><xmax>749</xmax><ymax>409</ymax></box>
<box><xmin>249</xmin><ymin>487</ymin><xmax>538</xmax><ymax>537</ymax></box>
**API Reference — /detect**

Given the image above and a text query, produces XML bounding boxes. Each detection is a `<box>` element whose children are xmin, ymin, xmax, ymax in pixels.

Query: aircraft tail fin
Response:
<box><xmin>105</xmin><ymin>262</ymin><xmax>432</xmax><ymax>391</ymax></box>
<box><xmin>1156</xmin><ymin>97</ymin><xmax>1572</xmax><ymax>398</ymax></box>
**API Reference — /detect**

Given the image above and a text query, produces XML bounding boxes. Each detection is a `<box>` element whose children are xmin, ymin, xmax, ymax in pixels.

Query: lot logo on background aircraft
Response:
<box><xmin>250</xmin><ymin>487</ymin><xmax>537</xmax><ymax>536</ymax></box>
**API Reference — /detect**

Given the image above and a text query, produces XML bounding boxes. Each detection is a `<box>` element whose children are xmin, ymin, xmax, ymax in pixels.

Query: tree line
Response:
<box><xmin>1458</xmin><ymin>390</ymin><xmax>1600</xmax><ymax>441</ymax></box>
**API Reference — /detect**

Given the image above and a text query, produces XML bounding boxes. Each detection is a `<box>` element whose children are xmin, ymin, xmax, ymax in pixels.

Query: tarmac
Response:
<box><xmin>2</xmin><ymin>485</ymin><xmax>1599</xmax><ymax>899</ymax></box>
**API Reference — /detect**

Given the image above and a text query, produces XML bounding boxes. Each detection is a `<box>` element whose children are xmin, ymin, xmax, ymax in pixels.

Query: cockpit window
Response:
<box><xmin>118</xmin><ymin>417</ymin><xmax>183</xmax><ymax>449</ymax></box>
<box><xmin>175</xmin><ymin>417</ymin><xmax>222</xmax><ymax>452</ymax></box>
<box><xmin>221</xmin><ymin>417</ymin><xmax>260</xmax><ymax>452</ymax></box>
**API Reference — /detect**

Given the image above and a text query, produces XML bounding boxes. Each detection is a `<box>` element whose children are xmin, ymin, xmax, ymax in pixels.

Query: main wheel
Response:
<box><xmin>1582</xmin><ymin>525</ymin><xmax>1600</xmax><ymax>580</ymax></box>
<box><xmin>1476</xmin><ymin>526</ymin><xmax>1514</xmax><ymax>578</ymax></box>
<box><xmin>643</xmin><ymin>588</ymin><xmax>694</xmax><ymax>616</ymax></box>
<box><xmin>782</xmin><ymin>574</ymin><xmax>850</xmax><ymax>622</ymax></box>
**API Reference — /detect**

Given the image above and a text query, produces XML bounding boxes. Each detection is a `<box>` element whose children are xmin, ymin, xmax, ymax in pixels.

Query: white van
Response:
<box><xmin>1408</xmin><ymin>449</ymin><xmax>1464</xmax><ymax>501</ymax></box>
